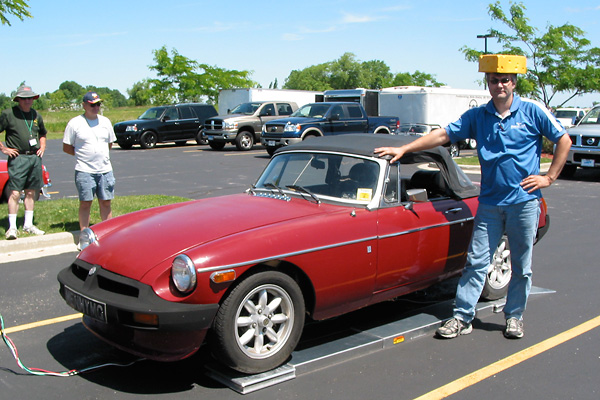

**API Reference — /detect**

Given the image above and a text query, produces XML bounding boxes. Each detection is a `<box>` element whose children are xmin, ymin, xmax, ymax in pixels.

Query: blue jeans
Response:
<box><xmin>454</xmin><ymin>199</ymin><xmax>541</xmax><ymax>323</ymax></box>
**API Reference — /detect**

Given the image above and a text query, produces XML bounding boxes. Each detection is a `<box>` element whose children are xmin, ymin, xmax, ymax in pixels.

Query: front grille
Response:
<box><xmin>70</xmin><ymin>260</ymin><xmax>140</xmax><ymax>298</ymax></box>
<box><xmin>205</xmin><ymin>119</ymin><xmax>223</xmax><ymax>130</ymax></box>
<box><xmin>581</xmin><ymin>136</ymin><xmax>600</xmax><ymax>147</ymax></box>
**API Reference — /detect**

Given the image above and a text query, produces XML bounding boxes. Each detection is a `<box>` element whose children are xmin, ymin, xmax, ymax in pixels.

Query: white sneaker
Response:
<box><xmin>23</xmin><ymin>225</ymin><xmax>45</xmax><ymax>235</ymax></box>
<box><xmin>5</xmin><ymin>228</ymin><xmax>18</xmax><ymax>240</ymax></box>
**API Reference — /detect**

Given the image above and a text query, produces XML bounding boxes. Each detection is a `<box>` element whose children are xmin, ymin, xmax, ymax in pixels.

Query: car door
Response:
<box><xmin>328</xmin><ymin>104</ymin><xmax>349</xmax><ymax>134</ymax></box>
<box><xmin>374</xmin><ymin>164</ymin><xmax>474</xmax><ymax>295</ymax></box>
<box><xmin>176</xmin><ymin>106</ymin><xmax>200</xmax><ymax>139</ymax></box>
<box><xmin>344</xmin><ymin>104</ymin><xmax>369</xmax><ymax>133</ymax></box>
<box><xmin>157</xmin><ymin>107</ymin><xmax>182</xmax><ymax>140</ymax></box>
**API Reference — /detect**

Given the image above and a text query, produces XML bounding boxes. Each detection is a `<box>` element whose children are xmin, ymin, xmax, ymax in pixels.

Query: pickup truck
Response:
<box><xmin>203</xmin><ymin>101</ymin><xmax>298</xmax><ymax>151</ymax></box>
<box><xmin>260</xmin><ymin>102</ymin><xmax>399</xmax><ymax>156</ymax></box>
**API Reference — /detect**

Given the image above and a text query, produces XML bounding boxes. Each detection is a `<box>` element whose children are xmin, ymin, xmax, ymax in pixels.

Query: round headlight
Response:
<box><xmin>78</xmin><ymin>228</ymin><xmax>97</xmax><ymax>250</ymax></box>
<box><xmin>171</xmin><ymin>255</ymin><xmax>197</xmax><ymax>294</ymax></box>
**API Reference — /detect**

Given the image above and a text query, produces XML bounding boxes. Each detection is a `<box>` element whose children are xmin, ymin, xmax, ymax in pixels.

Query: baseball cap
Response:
<box><xmin>13</xmin><ymin>85</ymin><xmax>40</xmax><ymax>101</ymax></box>
<box><xmin>83</xmin><ymin>92</ymin><xmax>102</xmax><ymax>104</ymax></box>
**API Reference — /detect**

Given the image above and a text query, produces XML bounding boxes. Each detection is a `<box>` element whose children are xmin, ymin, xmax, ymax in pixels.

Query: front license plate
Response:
<box><xmin>64</xmin><ymin>286</ymin><xmax>107</xmax><ymax>323</ymax></box>
<box><xmin>582</xmin><ymin>159</ymin><xmax>595</xmax><ymax>167</ymax></box>
<box><xmin>268</xmin><ymin>140</ymin><xmax>276</xmax><ymax>147</ymax></box>
<box><xmin>207</xmin><ymin>136</ymin><xmax>214</xmax><ymax>141</ymax></box>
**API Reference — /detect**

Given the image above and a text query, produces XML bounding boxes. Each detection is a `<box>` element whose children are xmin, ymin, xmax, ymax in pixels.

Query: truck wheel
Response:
<box><xmin>196</xmin><ymin>130</ymin><xmax>207</xmax><ymax>145</ymax></box>
<box><xmin>481</xmin><ymin>235</ymin><xmax>511</xmax><ymax>300</ymax></box>
<box><xmin>448</xmin><ymin>143</ymin><xmax>460</xmax><ymax>158</ymax></box>
<box><xmin>266</xmin><ymin>147</ymin><xmax>277</xmax><ymax>157</ymax></box>
<box><xmin>209</xmin><ymin>141</ymin><xmax>226</xmax><ymax>150</ymax></box>
<box><xmin>140</xmin><ymin>131</ymin><xmax>158</xmax><ymax>149</ymax></box>
<box><xmin>212</xmin><ymin>271</ymin><xmax>305</xmax><ymax>374</ymax></box>
<box><xmin>235</xmin><ymin>131</ymin><xmax>254</xmax><ymax>151</ymax></box>
<box><xmin>117</xmin><ymin>141</ymin><xmax>133</xmax><ymax>150</ymax></box>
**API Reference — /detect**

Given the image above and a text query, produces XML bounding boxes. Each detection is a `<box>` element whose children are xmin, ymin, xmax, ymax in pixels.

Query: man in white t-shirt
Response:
<box><xmin>63</xmin><ymin>92</ymin><xmax>116</xmax><ymax>240</ymax></box>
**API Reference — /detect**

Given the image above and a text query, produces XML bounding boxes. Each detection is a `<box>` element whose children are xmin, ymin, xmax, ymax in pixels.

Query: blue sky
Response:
<box><xmin>1</xmin><ymin>0</ymin><xmax>599</xmax><ymax>107</ymax></box>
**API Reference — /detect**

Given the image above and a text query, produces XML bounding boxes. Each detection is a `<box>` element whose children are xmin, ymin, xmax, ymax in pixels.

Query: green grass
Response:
<box><xmin>0</xmin><ymin>195</ymin><xmax>189</xmax><ymax>240</ymax></box>
<box><xmin>42</xmin><ymin>106</ymin><xmax>147</xmax><ymax>140</ymax></box>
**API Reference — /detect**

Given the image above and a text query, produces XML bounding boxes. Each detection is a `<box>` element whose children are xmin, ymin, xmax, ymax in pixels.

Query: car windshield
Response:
<box><xmin>577</xmin><ymin>107</ymin><xmax>600</xmax><ymax>125</ymax></box>
<box><xmin>555</xmin><ymin>110</ymin><xmax>578</xmax><ymax>118</ymax></box>
<box><xmin>139</xmin><ymin>107</ymin><xmax>167</xmax><ymax>120</ymax></box>
<box><xmin>291</xmin><ymin>104</ymin><xmax>332</xmax><ymax>118</ymax></box>
<box><xmin>397</xmin><ymin>124</ymin><xmax>433</xmax><ymax>135</ymax></box>
<box><xmin>255</xmin><ymin>152</ymin><xmax>380</xmax><ymax>204</ymax></box>
<box><xmin>230</xmin><ymin>102</ymin><xmax>261</xmax><ymax>115</ymax></box>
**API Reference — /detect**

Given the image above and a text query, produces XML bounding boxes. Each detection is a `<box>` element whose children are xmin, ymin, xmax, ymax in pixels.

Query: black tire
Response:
<box><xmin>266</xmin><ymin>146</ymin><xmax>277</xmax><ymax>157</ymax></box>
<box><xmin>560</xmin><ymin>164</ymin><xmax>577</xmax><ymax>179</ymax></box>
<box><xmin>117</xmin><ymin>141</ymin><xmax>133</xmax><ymax>150</ymax></box>
<box><xmin>140</xmin><ymin>131</ymin><xmax>158</xmax><ymax>149</ymax></box>
<box><xmin>174</xmin><ymin>141</ymin><xmax>187</xmax><ymax>146</ymax></box>
<box><xmin>212</xmin><ymin>271</ymin><xmax>305</xmax><ymax>374</ymax></box>
<box><xmin>196</xmin><ymin>130</ymin><xmax>207</xmax><ymax>145</ymax></box>
<box><xmin>448</xmin><ymin>143</ymin><xmax>460</xmax><ymax>158</ymax></box>
<box><xmin>235</xmin><ymin>131</ymin><xmax>254</xmax><ymax>151</ymax></box>
<box><xmin>208</xmin><ymin>141</ymin><xmax>226</xmax><ymax>151</ymax></box>
<box><xmin>481</xmin><ymin>235</ymin><xmax>511</xmax><ymax>300</ymax></box>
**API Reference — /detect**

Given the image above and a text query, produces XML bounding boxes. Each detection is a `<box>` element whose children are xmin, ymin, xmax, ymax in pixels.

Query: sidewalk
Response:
<box><xmin>0</xmin><ymin>231</ymin><xmax>79</xmax><ymax>264</ymax></box>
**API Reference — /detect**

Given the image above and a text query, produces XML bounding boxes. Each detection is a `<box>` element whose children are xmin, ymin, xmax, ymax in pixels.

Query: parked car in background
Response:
<box><xmin>397</xmin><ymin>123</ymin><xmax>463</xmax><ymax>157</ymax></box>
<box><xmin>1</xmin><ymin>160</ymin><xmax>51</xmax><ymax>202</ymax></box>
<box><xmin>114</xmin><ymin>103</ymin><xmax>217</xmax><ymax>149</ymax></box>
<box><xmin>561</xmin><ymin>104</ymin><xmax>600</xmax><ymax>178</ymax></box>
<box><xmin>57</xmin><ymin>134</ymin><xmax>548</xmax><ymax>375</ymax></box>
<box><xmin>203</xmin><ymin>101</ymin><xmax>298</xmax><ymax>151</ymax></box>
<box><xmin>261</xmin><ymin>102</ymin><xmax>399</xmax><ymax>156</ymax></box>
<box><xmin>554</xmin><ymin>107</ymin><xmax>588</xmax><ymax>128</ymax></box>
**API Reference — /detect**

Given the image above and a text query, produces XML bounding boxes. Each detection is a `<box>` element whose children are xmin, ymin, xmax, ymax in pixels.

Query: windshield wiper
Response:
<box><xmin>263</xmin><ymin>183</ymin><xmax>285</xmax><ymax>196</ymax></box>
<box><xmin>286</xmin><ymin>185</ymin><xmax>320</xmax><ymax>204</ymax></box>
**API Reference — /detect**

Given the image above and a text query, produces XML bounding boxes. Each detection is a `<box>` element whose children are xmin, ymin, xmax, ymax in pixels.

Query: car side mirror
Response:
<box><xmin>162</xmin><ymin>116</ymin><xmax>171</xmax><ymax>122</ymax></box>
<box><xmin>329</xmin><ymin>114</ymin><xmax>340</xmax><ymax>121</ymax></box>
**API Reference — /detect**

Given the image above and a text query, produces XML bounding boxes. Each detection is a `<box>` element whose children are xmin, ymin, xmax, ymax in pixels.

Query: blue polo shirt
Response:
<box><xmin>446</xmin><ymin>95</ymin><xmax>565</xmax><ymax>206</ymax></box>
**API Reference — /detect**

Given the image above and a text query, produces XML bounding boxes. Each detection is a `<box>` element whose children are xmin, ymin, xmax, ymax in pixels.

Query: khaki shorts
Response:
<box><xmin>7</xmin><ymin>154</ymin><xmax>43</xmax><ymax>192</ymax></box>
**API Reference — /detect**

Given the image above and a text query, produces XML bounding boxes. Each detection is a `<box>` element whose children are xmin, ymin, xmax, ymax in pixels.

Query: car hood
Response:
<box><xmin>568</xmin><ymin>124</ymin><xmax>600</xmax><ymax>135</ymax></box>
<box><xmin>78</xmin><ymin>193</ymin><xmax>342</xmax><ymax>281</ymax></box>
<box><xmin>114</xmin><ymin>119</ymin><xmax>154</xmax><ymax>127</ymax></box>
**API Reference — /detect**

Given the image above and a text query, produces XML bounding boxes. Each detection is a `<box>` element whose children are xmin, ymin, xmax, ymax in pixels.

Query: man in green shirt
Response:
<box><xmin>0</xmin><ymin>85</ymin><xmax>47</xmax><ymax>239</ymax></box>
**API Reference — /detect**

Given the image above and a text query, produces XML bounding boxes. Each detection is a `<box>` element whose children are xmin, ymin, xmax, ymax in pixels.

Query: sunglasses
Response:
<box><xmin>88</xmin><ymin>102</ymin><xmax>102</xmax><ymax>107</ymax></box>
<box><xmin>489</xmin><ymin>77</ymin><xmax>512</xmax><ymax>85</ymax></box>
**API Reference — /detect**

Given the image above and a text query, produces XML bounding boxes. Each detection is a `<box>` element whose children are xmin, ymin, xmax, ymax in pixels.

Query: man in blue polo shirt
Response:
<box><xmin>375</xmin><ymin>54</ymin><xmax>571</xmax><ymax>339</ymax></box>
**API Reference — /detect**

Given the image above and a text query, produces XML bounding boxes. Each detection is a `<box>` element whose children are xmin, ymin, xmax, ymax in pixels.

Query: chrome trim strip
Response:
<box><xmin>197</xmin><ymin>217</ymin><xmax>474</xmax><ymax>273</ymax></box>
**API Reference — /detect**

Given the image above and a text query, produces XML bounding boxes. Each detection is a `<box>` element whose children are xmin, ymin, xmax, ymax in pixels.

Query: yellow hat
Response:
<box><xmin>478</xmin><ymin>54</ymin><xmax>527</xmax><ymax>74</ymax></box>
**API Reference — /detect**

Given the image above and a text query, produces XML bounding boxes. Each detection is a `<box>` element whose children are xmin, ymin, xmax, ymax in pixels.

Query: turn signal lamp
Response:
<box><xmin>210</xmin><ymin>269</ymin><xmax>236</xmax><ymax>283</ymax></box>
<box><xmin>133</xmin><ymin>312</ymin><xmax>159</xmax><ymax>327</ymax></box>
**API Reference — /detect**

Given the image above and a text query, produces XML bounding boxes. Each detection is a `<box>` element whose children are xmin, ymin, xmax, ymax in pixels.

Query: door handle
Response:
<box><xmin>445</xmin><ymin>208</ymin><xmax>463</xmax><ymax>214</ymax></box>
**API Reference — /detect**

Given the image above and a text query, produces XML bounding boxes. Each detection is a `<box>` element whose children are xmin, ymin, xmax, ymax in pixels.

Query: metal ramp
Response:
<box><xmin>205</xmin><ymin>286</ymin><xmax>554</xmax><ymax>394</ymax></box>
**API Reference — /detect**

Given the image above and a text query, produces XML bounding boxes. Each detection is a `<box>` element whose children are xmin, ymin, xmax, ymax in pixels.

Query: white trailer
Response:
<box><xmin>218</xmin><ymin>88</ymin><xmax>323</xmax><ymax>115</ymax></box>
<box><xmin>378</xmin><ymin>86</ymin><xmax>491</xmax><ymax>128</ymax></box>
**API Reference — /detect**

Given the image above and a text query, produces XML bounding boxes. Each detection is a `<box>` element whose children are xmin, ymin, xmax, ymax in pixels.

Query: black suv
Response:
<box><xmin>114</xmin><ymin>103</ymin><xmax>218</xmax><ymax>149</ymax></box>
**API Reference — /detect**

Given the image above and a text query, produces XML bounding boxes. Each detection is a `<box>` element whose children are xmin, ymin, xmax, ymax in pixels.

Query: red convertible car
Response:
<box><xmin>57</xmin><ymin>134</ymin><xmax>548</xmax><ymax>374</ymax></box>
<box><xmin>0</xmin><ymin>159</ymin><xmax>51</xmax><ymax>202</ymax></box>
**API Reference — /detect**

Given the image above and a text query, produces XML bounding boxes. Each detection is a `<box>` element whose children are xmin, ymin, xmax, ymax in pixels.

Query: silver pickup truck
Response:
<box><xmin>203</xmin><ymin>101</ymin><xmax>298</xmax><ymax>151</ymax></box>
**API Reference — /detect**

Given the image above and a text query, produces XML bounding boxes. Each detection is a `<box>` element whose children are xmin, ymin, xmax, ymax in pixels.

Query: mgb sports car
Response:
<box><xmin>57</xmin><ymin>134</ymin><xmax>548</xmax><ymax>374</ymax></box>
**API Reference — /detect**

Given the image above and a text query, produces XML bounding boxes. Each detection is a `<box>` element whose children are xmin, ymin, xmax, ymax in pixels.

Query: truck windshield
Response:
<box><xmin>577</xmin><ymin>107</ymin><xmax>599</xmax><ymax>125</ymax></box>
<box><xmin>291</xmin><ymin>104</ymin><xmax>332</xmax><ymax>118</ymax></box>
<box><xmin>139</xmin><ymin>107</ymin><xmax>167</xmax><ymax>120</ymax></box>
<box><xmin>231</xmin><ymin>103</ymin><xmax>261</xmax><ymax>115</ymax></box>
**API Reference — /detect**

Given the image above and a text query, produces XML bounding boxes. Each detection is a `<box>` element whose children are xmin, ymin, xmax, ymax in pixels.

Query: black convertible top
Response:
<box><xmin>276</xmin><ymin>134</ymin><xmax>480</xmax><ymax>199</ymax></box>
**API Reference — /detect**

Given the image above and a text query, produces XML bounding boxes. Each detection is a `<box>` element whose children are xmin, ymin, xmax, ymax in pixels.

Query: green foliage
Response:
<box><xmin>0</xmin><ymin>195</ymin><xmax>190</xmax><ymax>239</ymax></box>
<box><xmin>461</xmin><ymin>1</ymin><xmax>600</xmax><ymax>107</ymax></box>
<box><xmin>145</xmin><ymin>46</ymin><xmax>256</xmax><ymax>105</ymax></box>
<box><xmin>283</xmin><ymin>52</ymin><xmax>444</xmax><ymax>90</ymax></box>
<box><xmin>0</xmin><ymin>0</ymin><xmax>31</xmax><ymax>26</ymax></box>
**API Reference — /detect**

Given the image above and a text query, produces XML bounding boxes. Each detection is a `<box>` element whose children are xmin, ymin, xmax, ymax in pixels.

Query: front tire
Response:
<box><xmin>208</xmin><ymin>141</ymin><xmax>226</xmax><ymax>151</ymax></box>
<box><xmin>196</xmin><ymin>130</ymin><xmax>207</xmax><ymax>145</ymax></box>
<box><xmin>481</xmin><ymin>235</ymin><xmax>511</xmax><ymax>300</ymax></box>
<box><xmin>140</xmin><ymin>131</ymin><xmax>158</xmax><ymax>149</ymax></box>
<box><xmin>212</xmin><ymin>271</ymin><xmax>305</xmax><ymax>374</ymax></box>
<box><xmin>235</xmin><ymin>131</ymin><xmax>254</xmax><ymax>151</ymax></box>
<box><xmin>560</xmin><ymin>164</ymin><xmax>577</xmax><ymax>178</ymax></box>
<box><xmin>448</xmin><ymin>143</ymin><xmax>460</xmax><ymax>158</ymax></box>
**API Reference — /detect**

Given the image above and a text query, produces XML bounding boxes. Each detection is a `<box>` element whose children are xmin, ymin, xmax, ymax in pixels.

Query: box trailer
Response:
<box><xmin>323</xmin><ymin>88</ymin><xmax>380</xmax><ymax>116</ymax></box>
<box><xmin>218</xmin><ymin>88</ymin><xmax>323</xmax><ymax>115</ymax></box>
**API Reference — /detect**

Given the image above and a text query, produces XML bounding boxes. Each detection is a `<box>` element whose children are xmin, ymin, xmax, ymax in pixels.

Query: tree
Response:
<box><xmin>283</xmin><ymin>52</ymin><xmax>443</xmax><ymax>91</ymax></box>
<box><xmin>0</xmin><ymin>0</ymin><xmax>31</xmax><ymax>26</ymax></box>
<box><xmin>461</xmin><ymin>1</ymin><xmax>600</xmax><ymax>107</ymax></box>
<box><xmin>148</xmin><ymin>46</ymin><xmax>255</xmax><ymax>104</ymax></box>
<box><xmin>127</xmin><ymin>79</ymin><xmax>153</xmax><ymax>106</ymax></box>
<box><xmin>59</xmin><ymin>81</ymin><xmax>85</xmax><ymax>102</ymax></box>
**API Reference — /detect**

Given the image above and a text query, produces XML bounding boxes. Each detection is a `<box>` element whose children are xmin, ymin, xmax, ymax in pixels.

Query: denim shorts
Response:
<box><xmin>75</xmin><ymin>171</ymin><xmax>115</xmax><ymax>201</ymax></box>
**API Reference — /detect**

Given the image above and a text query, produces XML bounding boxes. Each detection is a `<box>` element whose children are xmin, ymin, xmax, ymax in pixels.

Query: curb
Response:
<box><xmin>0</xmin><ymin>231</ymin><xmax>79</xmax><ymax>264</ymax></box>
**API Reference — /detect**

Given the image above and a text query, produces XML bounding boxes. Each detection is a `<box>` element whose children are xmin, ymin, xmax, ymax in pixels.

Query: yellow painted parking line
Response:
<box><xmin>414</xmin><ymin>315</ymin><xmax>600</xmax><ymax>400</ymax></box>
<box><xmin>3</xmin><ymin>313</ymin><xmax>82</xmax><ymax>334</ymax></box>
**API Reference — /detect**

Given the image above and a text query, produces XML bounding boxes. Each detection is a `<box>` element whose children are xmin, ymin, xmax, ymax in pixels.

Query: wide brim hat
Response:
<box><xmin>13</xmin><ymin>85</ymin><xmax>40</xmax><ymax>101</ymax></box>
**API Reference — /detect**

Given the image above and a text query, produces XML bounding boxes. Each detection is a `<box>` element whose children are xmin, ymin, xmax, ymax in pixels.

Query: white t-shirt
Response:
<box><xmin>63</xmin><ymin>114</ymin><xmax>116</xmax><ymax>173</ymax></box>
